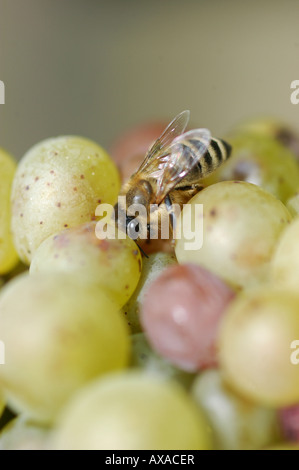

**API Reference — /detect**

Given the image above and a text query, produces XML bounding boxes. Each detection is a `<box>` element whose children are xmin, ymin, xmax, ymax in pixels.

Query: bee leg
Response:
<box><xmin>164</xmin><ymin>194</ymin><xmax>176</xmax><ymax>232</ymax></box>
<box><xmin>173</xmin><ymin>183</ymin><xmax>204</xmax><ymax>199</ymax></box>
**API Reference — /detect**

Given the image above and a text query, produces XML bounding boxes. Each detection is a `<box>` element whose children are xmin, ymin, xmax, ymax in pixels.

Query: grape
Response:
<box><xmin>265</xmin><ymin>442</ymin><xmax>299</xmax><ymax>450</ymax></box>
<box><xmin>191</xmin><ymin>369</ymin><xmax>281</xmax><ymax>450</ymax></box>
<box><xmin>121</xmin><ymin>252</ymin><xmax>177</xmax><ymax>332</ymax></box>
<box><xmin>0</xmin><ymin>273</ymin><xmax>130</xmax><ymax>423</ymax></box>
<box><xmin>0</xmin><ymin>148</ymin><xmax>19</xmax><ymax>275</ymax></box>
<box><xmin>0</xmin><ymin>391</ymin><xmax>4</xmax><ymax>419</ymax></box>
<box><xmin>175</xmin><ymin>181</ymin><xmax>292</xmax><ymax>289</ymax></box>
<box><xmin>271</xmin><ymin>218</ymin><xmax>299</xmax><ymax>289</ymax></box>
<box><xmin>130</xmin><ymin>333</ymin><xmax>195</xmax><ymax>390</ymax></box>
<box><xmin>0</xmin><ymin>415</ymin><xmax>50</xmax><ymax>450</ymax></box>
<box><xmin>2</xmin><ymin>261</ymin><xmax>28</xmax><ymax>284</ymax></box>
<box><xmin>11</xmin><ymin>136</ymin><xmax>120</xmax><ymax>264</ymax></box>
<box><xmin>141</xmin><ymin>264</ymin><xmax>235</xmax><ymax>372</ymax></box>
<box><xmin>231</xmin><ymin>117</ymin><xmax>299</xmax><ymax>162</ymax></box>
<box><xmin>202</xmin><ymin>133</ymin><xmax>299</xmax><ymax>204</ymax></box>
<box><xmin>109</xmin><ymin>122</ymin><xmax>166</xmax><ymax>182</ymax></box>
<box><xmin>279</xmin><ymin>405</ymin><xmax>299</xmax><ymax>442</ymax></box>
<box><xmin>53</xmin><ymin>371</ymin><xmax>213</xmax><ymax>450</ymax></box>
<box><xmin>219</xmin><ymin>287</ymin><xmax>299</xmax><ymax>407</ymax></box>
<box><xmin>30</xmin><ymin>222</ymin><xmax>142</xmax><ymax>308</ymax></box>
<box><xmin>286</xmin><ymin>193</ymin><xmax>299</xmax><ymax>217</ymax></box>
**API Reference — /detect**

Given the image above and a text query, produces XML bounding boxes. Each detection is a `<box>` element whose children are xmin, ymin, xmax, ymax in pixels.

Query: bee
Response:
<box><xmin>114</xmin><ymin>110</ymin><xmax>231</xmax><ymax>242</ymax></box>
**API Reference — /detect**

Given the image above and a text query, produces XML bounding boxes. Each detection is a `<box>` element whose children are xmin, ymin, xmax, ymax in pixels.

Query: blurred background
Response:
<box><xmin>0</xmin><ymin>0</ymin><xmax>298</xmax><ymax>160</ymax></box>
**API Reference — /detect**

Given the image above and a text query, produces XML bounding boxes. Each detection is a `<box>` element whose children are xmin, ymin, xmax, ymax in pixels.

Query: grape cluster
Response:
<box><xmin>1</xmin><ymin>119</ymin><xmax>299</xmax><ymax>450</ymax></box>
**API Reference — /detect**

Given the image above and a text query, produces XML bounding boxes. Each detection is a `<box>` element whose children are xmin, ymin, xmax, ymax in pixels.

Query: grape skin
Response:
<box><xmin>0</xmin><ymin>390</ymin><xmax>4</xmax><ymax>419</ymax></box>
<box><xmin>141</xmin><ymin>264</ymin><xmax>235</xmax><ymax>372</ymax></box>
<box><xmin>11</xmin><ymin>136</ymin><xmax>120</xmax><ymax>264</ymax></box>
<box><xmin>0</xmin><ymin>415</ymin><xmax>50</xmax><ymax>450</ymax></box>
<box><xmin>130</xmin><ymin>333</ymin><xmax>195</xmax><ymax>390</ymax></box>
<box><xmin>53</xmin><ymin>372</ymin><xmax>213</xmax><ymax>450</ymax></box>
<box><xmin>0</xmin><ymin>148</ymin><xmax>19</xmax><ymax>274</ymax></box>
<box><xmin>0</xmin><ymin>273</ymin><xmax>130</xmax><ymax>423</ymax></box>
<box><xmin>175</xmin><ymin>181</ymin><xmax>292</xmax><ymax>289</ymax></box>
<box><xmin>30</xmin><ymin>222</ymin><xmax>142</xmax><ymax>308</ymax></box>
<box><xmin>191</xmin><ymin>369</ymin><xmax>281</xmax><ymax>450</ymax></box>
<box><xmin>202</xmin><ymin>133</ymin><xmax>299</xmax><ymax>203</ymax></box>
<box><xmin>121</xmin><ymin>252</ymin><xmax>177</xmax><ymax>332</ymax></box>
<box><xmin>219</xmin><ymin>287</ymin><xmax>299</xmax><ymax>407</ymax></box>
<box><xmin>278</xmin><ymin>405</ymin><xmax>299</xmax><ymax>443</ymax></box>
<box><xmin>271</xmin><ymin>217</ymin><xmax>299</xmax><ymax>289</ymax></box>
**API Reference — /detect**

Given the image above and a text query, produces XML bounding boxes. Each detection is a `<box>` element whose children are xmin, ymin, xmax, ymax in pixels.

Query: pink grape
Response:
<box><xmin>141</xmin><ymin>264</ymin><xmax>235</xmax><ymax>372</ymax></box>
<box><xmin>279</xmin><ymin>405</ymin><xmax>299</xmax><ymax>442</ymax></box>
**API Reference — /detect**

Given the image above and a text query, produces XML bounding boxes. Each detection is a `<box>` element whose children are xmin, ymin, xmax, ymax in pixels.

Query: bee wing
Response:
<box><xmin>152</xmin><ymin>128</ymin><xmax>212</xmax><ymax>204</ymax></box>
<box><xmin>138</xmin><ymin>110</ymin><xmax>190</xmax><ymax>172</ymax></box>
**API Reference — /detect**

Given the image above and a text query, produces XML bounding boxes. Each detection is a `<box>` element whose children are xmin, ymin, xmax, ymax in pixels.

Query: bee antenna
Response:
<box><xmin>136</xmin><ymin>242</ymin><xmax>149</xmax><ymax>259</ymax></box>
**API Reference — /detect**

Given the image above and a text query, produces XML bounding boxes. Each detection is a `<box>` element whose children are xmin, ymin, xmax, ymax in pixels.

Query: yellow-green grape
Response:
<box><xmin>175</xmin><ymin>181</ymin><xmax>292</xmax><ymax>289</ymax></box>
<box><xmin>286</xmin><ymin>192</ymin><xmax>299</xmax><ymax>217</ymax></box>
<box><xmin>191</xmin><ymin>369</ymin><xmax>281</xmax><ymax>450</ymax></box>
<box><xmin>30</xmin><ymin>222</ymin><xmax>142</xmax><ymax>308</ymax></box>
<box><xmin>11</xmin><ymin>136</ymin><xmax>120</xmax><ymax>264</ymax></box>
<box><xmin>53</xmin><ymin>372</ymin><xmax>213</xmax><ymax>450</ymax></box>
<box><xmin>0</xmin><ymin>148</ymin><xmax>19</xmax><ymax>274</ymax></box>
<box><xmin>0</xmin><ymin>416</ymin><xmax>50</xmax><ymax>450</ymax></box>
<box><xmin>2</xmin><ymin>261</ymin><xmax>28</xmax><ymax>284</ymax></box>
<box><xmin>265</xmin><ymin>443</ymin><xmax>299</xmax><ymax>450</ymax></box>
<box><xmin>0</xmin><ymin>273</ymin><xmax>130</xmax><ymax>423</ymax></box>
<box><xmin>122</xmin><ymin>252</ymin><xmax>177</xmax><ymax>332</ymax></box>
<box><xmin>130</xmin><ymin>333</ymin><xmax>195</xmax><ymax>390</ymax></box>
<box><xmin>202</xmin><ymin>134</ymin><xmax>299</xmax><ymax>204</ymax></box>
<box><xmin>219</xmin><ymin>287</ymin><xmax>299</xmax><ymax>407</ymax></box>
<box><xmin>0</xmin><ymin>390</ymin><xmax>4</xmax><ymax>419</ymax></box>
<box><xmin>271</xmin><ymin>218</ymin><xmax>299</xmax><ymax>289</ymax></box>
<box><xmin>230</xmin><ymin>117</ymin><xmax>299</xmax><ymax>162</ymax></box>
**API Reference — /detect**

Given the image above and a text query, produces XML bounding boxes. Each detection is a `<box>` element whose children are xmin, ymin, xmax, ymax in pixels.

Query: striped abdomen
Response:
<box><xmin>175</xmin><ymin>137</ymin><xmax>232</xmax><ymax>188</ymax></box>
<box><xmin>192</xmin><ymin>137</ymin><xmax>231</xmax><ymax>178</ymax></box>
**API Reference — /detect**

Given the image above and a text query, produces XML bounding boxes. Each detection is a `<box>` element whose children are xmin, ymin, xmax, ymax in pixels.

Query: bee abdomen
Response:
<box><xmin>209</xmin><ymin>138</ymin><xmax>231</xmax><ymax>165</ymax></box>
<box><xmin>189</xmin><ymin>137</ymin><xmax>231</xmax><ymax>177</ymax></box>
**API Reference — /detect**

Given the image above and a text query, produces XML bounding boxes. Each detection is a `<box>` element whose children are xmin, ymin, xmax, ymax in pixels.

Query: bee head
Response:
<box><xmin>114</xmin><ymin>179</ymin><xmax>153</xmax><ymax>239</ymax></box>
<box><xmin>126</xmin><ymin>179</ymin><xmax>153</xmax><ymax>207</ymax></box>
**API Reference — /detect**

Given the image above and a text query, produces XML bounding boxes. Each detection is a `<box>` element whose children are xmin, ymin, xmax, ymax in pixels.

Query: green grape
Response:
<box><xmin>53</xmin><ymin>371</ymin><xmax>213</xmax><ymax>450</ymax></box>
<box><xmin>0</xmin><ymin>273</ymin><xmax>130</xmax><ymax>423</ymax></box>
<box><xmin>121</xmin><ymin>252</ymin><xmax>177</xmax><ymax>332</ymax></box>
<box><xmin>219</xmin><ymin>287</ymin><xmax>299</xmax><ymax>407</ymax></box>
<box><xmin>0</xmin><ymin>415</ymin><xmax>50</xmax><ymax>450</ymax></box>
<box><xmin>11</xmin><ymin>136</ymin><xmax>120</xmax><ymax>264</ymax></box>
<box><xmin>191</xmin><ymin>369</ymin><xmax>281</xmax><ymax>450</ymax></box>
<box><xmin>30</xmin><ymin>222</ymin><xmax>142</xmax><ymax>308</ymax></box>
<box><xmin>0</xmin><ymin>148</ymin><xmax>19</xmax><ymax>274</ymax></box>
<box><xmin>265</xmin><ymin>443</ymin><xmax>299</xmax><ymax>450</ymax></box>
<box><xmin>202</xmin><ymin>134</ymin><xmax>299</xmax><ymax>203</ymax></box>
<box><xmin>231</xmin><ymin>117</ymin><xmax>299</xmax><ymax>162</ymax></box>
<box><xmin>286</xmin><ymin>193</ymin><xmax>299</xmax><ymax>217</ymax></box>
<box><xmin>2</xmin><ymin>261</ymin><xmax>28</xmax><ymax>283</ymax></box>
<box><xmin>0</xmin><ymin>390</ymin><xmax>4</xmax><ymax>419</ymax></box>
<box><xmin>175</xmin><ymin>181</ymin><xmax>292</xmax><ymax>289</ymax></box>
<box><xmin>130</xmin><ymin>333</ymin><xmax>195</xmax><ymax>390</ymax></box>
<box><xmin>271</xmin><ymin>218</ymin><xmax>299</xmax><ymax>289</ymax></box>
